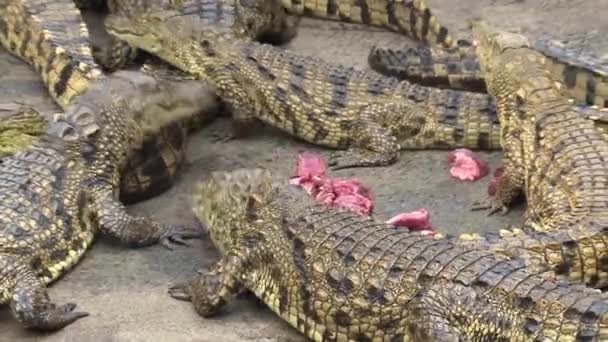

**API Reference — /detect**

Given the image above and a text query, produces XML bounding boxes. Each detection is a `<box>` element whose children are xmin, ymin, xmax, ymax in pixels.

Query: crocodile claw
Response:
<box><xmin>159</xmin><ymin>224</ymin><xmax>202</xmax><ymax>250</ymax></box>
<box><xmin>471</xmin><ymin>197</ymin><xmax>509</xmax><ymax>216</ymax></box>
<box><xmin>29</xmin><ymin>303</ymin><xmax>89</xmax><ymax>331</ymax></box>
<box><xmin>168</xmin><ymin>280</ymin><xmax>193</xmax><ymax>302</ymax></box>
<box><xmin>327</xmin><ymin>151</ymin><xmax>359</xmax><ymax>170</ymax></box>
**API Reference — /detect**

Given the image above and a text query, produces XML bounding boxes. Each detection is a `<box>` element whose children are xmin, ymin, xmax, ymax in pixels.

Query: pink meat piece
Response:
<box><xmin>386</xmin><ymin>208</ymin><xmax>435</xmax><ymax>235</ymax></box>
<box><xmin>290</xmin><ymin>152</ymin><xmax>434</xmax><ymax>231</ymax></box>
<box><xmin>289</xmin><ymin>152</ymin><xmax>373</xmax><ymax>215</ymax></box>
<box><xmin>447</xmin><ymin>149</ymin><xmax>489</xmax><ymax>181</ymax></box>
<box><xmin>293</xmin><ymin>151</ymin><xmax>327</xmax><ymax>179</ymax></box>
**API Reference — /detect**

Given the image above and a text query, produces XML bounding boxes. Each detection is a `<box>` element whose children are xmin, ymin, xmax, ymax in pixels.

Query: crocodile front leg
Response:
<box><xmin>0</xmin><ymin>254</ymin><xmax>88</xmax><ymax>331</ymax></box>
<box><xmin>93</xmin><ymin>190</ymin><xmax>202</xmax><ymax>249</ymax></box>
<box><xmin>169</xmin><ymin>257</ymin><xmax>246</xmax><ymax>317</ymax></box>
<box><xmin>328</xmin><ymin>101</ymin><xmax>430</xmax><ymax>170</ymax></box>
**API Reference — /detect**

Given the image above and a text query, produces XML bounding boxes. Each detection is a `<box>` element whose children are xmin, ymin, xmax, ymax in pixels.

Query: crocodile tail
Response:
<box><xmin>281</xmin><ymin>0</ymin><xmax>457</xmax><ymax>48</ymax></box>
<box><xmin>538</xmin><ymin>48</ymin><xmax>608</xmax><ymax>108</ymax></box>
<box><xmin>459</xmin><ymin>218</ymin><xmax>608</xmax><ymax>289</ymax></box>
<box><xmin>397</xmin><ymin>83</ymin><xmax>501</xmax><ymax>150</ymax></box>
<box><xmin>368</xmin><ymin>43</ymin><xmax>488</xmax><ymax>93</ymax></box>
<box><xmin>0</xmin><ymin>0</ymin><xmax>103</xmax><ymax>110</ymax></box>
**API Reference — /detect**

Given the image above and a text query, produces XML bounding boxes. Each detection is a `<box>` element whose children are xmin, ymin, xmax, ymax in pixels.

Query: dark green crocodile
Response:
<box><xmin>171</xmin><ymin>167</ymin><xmax>608</xmax><ymax>341</ymax></box>
<box><xmin>0</xmin><ymin>70</ymin><xmax>213</xmax><ymax>331</ymax></box>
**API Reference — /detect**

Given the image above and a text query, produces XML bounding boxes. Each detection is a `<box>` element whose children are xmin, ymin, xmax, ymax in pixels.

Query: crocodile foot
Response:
<box><xmin>168</xmin><ymin>279</ymin><xmax>194</xmax><ymax>302</ymax></box>
<box><xmin>23</xmin><ymin>303</ymin><xmax>89</xmax><ymax>331</ymax></box>
<box><xmin>159</xmin><ymin>224</ymin><xmax>202</xmax><ymax>250</ymax></box>
<box><xmin>470</xmin><ymin>197</ymin><xmax>509</xmax><ymax>216</ymax></box>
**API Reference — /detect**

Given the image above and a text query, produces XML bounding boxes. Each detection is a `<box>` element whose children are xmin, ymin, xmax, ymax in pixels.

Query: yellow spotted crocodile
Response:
<box><xmin>170</xmin><ymin>167</ymin><xmax>608</xmax><ymax>341</ymax></box>
<box><xmin>0</xmin><ymin>71</ymin><xmax>212</xmax><ymax>331</ymax></box>
<box><xmin>106</xmin><ymin>10</ymin><xmax>508</xmax><ymax>170</ymax></box>
<box><xmin>442</xmin><ymin>21</ymin><xmax>608</xmax><ymax>291</ymax></box>
<box><xmin>91</xmin><ymin>0</ymin><xmax>299</xmax><ymax>71</ymax></box>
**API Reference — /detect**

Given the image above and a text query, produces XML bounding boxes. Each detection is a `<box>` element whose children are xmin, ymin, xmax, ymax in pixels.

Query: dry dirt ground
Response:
<box><xmin>0</xmin><ymin>1</ymin><xmax>606</xmax><ymax>341</ymax></box>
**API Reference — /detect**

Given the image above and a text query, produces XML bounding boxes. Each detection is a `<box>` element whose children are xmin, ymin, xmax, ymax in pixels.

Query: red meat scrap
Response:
<box><xmin>487</xmin><ymin>166</ymin><xmax>505</xmax><ymax>196</ymax></box>
<box><xmin>447</xmin><ymin>149</ymin><xmax>489</xmax><ymax>181</ymax></box>
<box><xmin>386</xmin><ymin>208</ymin><xmax>435</xmax><ymax>235</ymax></box>
<box><xmin>289</xmin><ymin>152</ymin><xmax>373</xmax><ymax>215</ymax></box>
<box><xmin>289</xmin><ymin>152</ymin><xmax>436</xmax><ymax>235</ymax></box>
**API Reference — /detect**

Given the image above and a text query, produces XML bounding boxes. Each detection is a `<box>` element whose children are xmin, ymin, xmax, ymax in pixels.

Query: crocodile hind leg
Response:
<box><xmin>328</xmin><ymin>101</ymin><xmax>430</xmax><ymax>170</ymax></box>
<box><xmin>93</xmin><ymin>190</ymin><xmax>202</xmax><ymax>249</ymax></box>
<box><xmin>368</xmin><ymin>44</ymin><xmax>486</xmax><ymax>93</ymax></box>
<box><xmin>0</xmin><ymin>254</ymin><xmax>88</xmax><ymax>330</ymax></box>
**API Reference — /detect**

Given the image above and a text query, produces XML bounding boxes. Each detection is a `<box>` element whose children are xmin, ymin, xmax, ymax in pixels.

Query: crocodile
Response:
<box><xmin>0</xmin><ymin>71</ymin><xmax>211</xmax><ymax>331</ymax></box>
<box><xmin>168</xmin><ymin>167</ymin><xmax>608</xmax><ymax>341</ymax></box>
<box><xmin>367</xmin><ymin>37</ymin><xmax>608</xmax><ymax>109</ymax></box>
<box><xmin>440</xmin><ymin>21</ymin><xmax>608</xmax><ymax>290</ymax></box>
<box><xmin>0</xmin><ymin>0</ymin><xmax>221</xmax><ymax>204</ymax></box>
<box><xmin>92</xmin><ymin>0</ymin><xmax>300</xmax><ymax>71</ymax></box>
<box><xmin>106</xmin><ymin>10</ymin><xmax>507</xmax><ymax>170</ymax></box>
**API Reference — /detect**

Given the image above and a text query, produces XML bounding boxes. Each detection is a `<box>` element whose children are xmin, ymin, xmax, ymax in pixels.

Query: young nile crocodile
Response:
<box><xmin>368</xmin><ymin>36</ymin><xmax>608</xmax><ymax>109</ymax></box>
<box><xmin>93</xmin><ymin>0</ymin><xmax>300</xmax><ymax>71</ymax></box>
<box><xmin>106</xmin><ymin>10</ymin><xmax>505</xmax><ymax>170</ymax></box>
<box><xmin>0</xmin><ymin>0</ymin><xmax>219</xmax><ymax>204</ymax></box>
<box><xmin>0</xmin><ymin>71</ymin><xmax>209</xmax><ymax>331</ymax></box>
<box><xmin>170</xmin><ymin>167</ymin><xmax>608</xmax><ymax>341</ymax></box>
<box><xmin>451</xmin><ymin>21</ymin><xmax>608</xmax><ymax>289</ymax></box>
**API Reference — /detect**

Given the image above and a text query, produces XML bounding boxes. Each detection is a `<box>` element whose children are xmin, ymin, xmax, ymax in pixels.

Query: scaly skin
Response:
<box><xmin>0</xmin><ymin>72</ymin><xmax>209</xmax><ymax>331</ymax></box>
<box><xmin>456</xmin><ymin>21</ymin><xmax>608</xmax><ymax>289</ymax></box>
<box><xmin>279</xmin><ymin>0</ymin><xmax>608</xmax><ymax>111</ymax></box>
<box><xmin>369</xmin><ymin>38</ymin><xmax>608</xmax><ymax>109</ymax></box>
<box><xmin>281</xmin><ymin>0</ymin><xmax>459</xmax><ymax>49</ymax></box>
<box><xmin>368</xmin><ymin>42</ymin><xmax>486</xmax><ymax>93</ymax></box>
<box><xmin>106</xmin><ymin>10</ymin><xmax>504</xmax><ymax>170</ymax></box>
<box><xmin>0</xmin><ymin>0</ymin><xmax>219</xmax><ymax>204</ymax></box>
<box><xmin>0</xmin><ymin>0</ymin><xmax>102</xmax><ymax>108</ymax></box>
<box><xmin>170</xmin><ymin>168</ymin><xmax>608</xmax><ymax>341</ymax></box>
<box><xmin>0</xmin><ymin>104</ymin><xmax>47</xmax><ymax>157</ymax></box>
<box><xmin>96</xmin><ymin>0</ymin><xmax>300</xmax><ymax>71</ymax></box>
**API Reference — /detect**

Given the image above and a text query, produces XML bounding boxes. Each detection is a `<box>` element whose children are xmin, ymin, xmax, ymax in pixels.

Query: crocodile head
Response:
<box><xmin>470</xmin><ymin>20</ymin><xmax>530</xmax><ymax>76</ymax></box>
<box><xmin>105</xmin><ymin>9</ymin><xmax>208</xmax><ymax>60</ymax></box>
<box><xmin>105</xmin><ymin>11</ymin><xmax>177</xmax><ymax>55</ymax></box>
<box><xmin>192</xmin><ymin>168</ymin><xmax>276</xmax><ymax>255</ymax></box>
<box><xmin>470</xmin><ymin>20</ymin><xmax>532</xmax><ymax>98</ymax></box>
<box><xmin>235</xmin><ymin>0</ymin><xmax>274</xmax><ymax>37</ymax></box>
